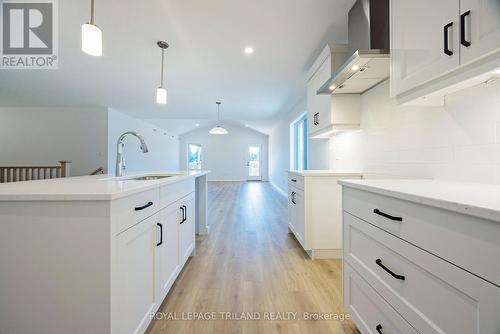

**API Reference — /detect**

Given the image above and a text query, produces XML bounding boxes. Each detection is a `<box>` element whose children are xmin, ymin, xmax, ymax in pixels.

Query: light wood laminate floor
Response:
<box><xmin>147</xmin><ymin>181</ymin><xmax>359</xmax><ymax>334</ymax></box>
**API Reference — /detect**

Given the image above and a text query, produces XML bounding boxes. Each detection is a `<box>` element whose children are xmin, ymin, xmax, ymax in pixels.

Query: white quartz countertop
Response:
<box><xmin>0</xmin><ymin>171</ymin><xmax>210</xmax><ymax>201</ymax></box>
<box><xmin>339</xmin><ymin>179</ymin><xmax>500</xmax><ymax>222</ymax></box>
<box><xmin>289</xmin><ymin>170</ymin><xmax>363</xmax><ymax>177</ymax></box>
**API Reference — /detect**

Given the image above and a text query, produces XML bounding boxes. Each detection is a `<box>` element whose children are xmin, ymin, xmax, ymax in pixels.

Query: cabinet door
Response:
<box><xmin>293</xmin><ymin>191</ymin><xmax>305</xmax><ymax>247</ymax></box>
<box><xmin>179</xmin><ymin>193</ymin><xmax>196</xmax><ymax>266</ymax></box>
<box><xmin>307</xmin><ymin>56</ymin><xmax>332</xmax><ymax>135</ymax></box>
<box><xmin>313</xmin><ymin>58</ymin><xmax>333</xmax><ymax>133</ymax></box>
<box><xmin>288</xmin><ymin>187</ymin><xmax>296</xmax><ymax>232</ymax></box>
<box><xmin>460</xmin><ymin>0</ymin><xmax>500</xmax><ymax>64</ymax></box>
<box><xmin>113</xmin><ymin>214</ymin><xmax>158</xmax><ymax>334</ymax></box>
<box><xmin>391</xmin><ymin>0</ymin><xmax>460</xmax><ymax>96</ymax></box>
<box><xmin>156</xmin><ymin>203</ymin><xmax>180</xmax><ymax>302</ymax></box>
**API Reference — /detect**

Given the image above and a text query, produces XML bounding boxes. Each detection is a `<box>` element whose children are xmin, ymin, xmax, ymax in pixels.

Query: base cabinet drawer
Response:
<box><xmin>288</xmin><ymin>174</ymin><xmax>304</xmax><ymax>190</ymax></box>
<box><xmin>344</xmin><ymin>263</ymin><xmax>419</xmax><ymax>334</ymax></box>
<box><xmin>344</xmin><ymin>212</ymin><xmax>500</xmax><ymax>334</ymax></box>
<box><xmin>343</xmin><ymin>187</ymin><xmax>500</xmax><ymax>286</ymax></box>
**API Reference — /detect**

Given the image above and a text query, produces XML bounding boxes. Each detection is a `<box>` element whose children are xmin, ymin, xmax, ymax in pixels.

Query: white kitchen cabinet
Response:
<box><xmin>156</xmin><ymin>202</ymin><xmax>181</xmax><ymax>303</ymax></box>
<box><xmin>0</xmin><ymin>172</ymin><xmax>207</xmax><ymax>334</ymax></box>
<box><xmin>288</xmin><ymin>185</ymin><xmax>305</xmax><ymax>247</ymax></box>
<box><xmin>391</xmin><ymin>0</ymin><xmax>460</xmax><ymax>96</ymax></box>
<box><xmin>307</xmin><ymin>55</ymin><xmax>333</xmax><ymax>135</ymax></box>
<box><xmin>114</xmin><ymin>214</ymin><xmax>159</xmax><ymax>334</ymax></box>
<box><xmin>340</xmin><ymin>180</ymin><xmax>500</xmax><ymax>334</ymax></box>
<box><xmin>287</xmin><ymin>171</ymin><xmax>362</xmax><ymax>259</ymax></box>
<box><xmin>179</xmin><ymin>192</ymin><xmax>196</xmax><ymax>266</ymax></box>
<box><xmin>460</xmin><ymin>0</ymin><xmax>500</xmax><ymax>64</ymax></box>
<box><xmin>391</xmin><ymin>0</ymin><xmax>500</xmax><ymax>105</ymax></box>
<box><xmin>306</xmin><ymin>45</ymin><xmax>360</xmax><ymax>138</ymax></box>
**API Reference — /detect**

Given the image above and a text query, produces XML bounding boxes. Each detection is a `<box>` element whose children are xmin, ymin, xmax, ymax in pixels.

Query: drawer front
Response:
<box><xmin>343</xmin><ymin>263</ymin><xmax>419</xmax><ymax>334</ymax></box>
<box><xmin>343</xmin><ymin>187</ymin><xmax>500</xmax><ymax>286</ymax></box>
<box><xmin>112</xmin><ymin>188</ymin><xmax>160</xmax><ymax>235</ymax></box>
<box><xmin>344</xmin><ymin>212</ymin><xmax>500</xmax><ymax>334</ymax></box>
<box><xmin>159</xmin><ymin>179</ymin><xmax>195</xmax><ymax>209</ymax></box>
<box><xmin>288</xmin><ymin>174</ymin><xmax>304</xmax><ymax>190</ymax></box>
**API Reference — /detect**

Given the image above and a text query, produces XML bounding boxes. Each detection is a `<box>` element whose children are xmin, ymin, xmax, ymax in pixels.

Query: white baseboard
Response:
<box><xmin>311</xmin><ymin>249</ymin><xmax>342</xmax><ymax>259</ymax></box>
<box><xmin>270</xmin><ymin>182</ymin><xmax>287</xmax><ymax>198</ymax></box>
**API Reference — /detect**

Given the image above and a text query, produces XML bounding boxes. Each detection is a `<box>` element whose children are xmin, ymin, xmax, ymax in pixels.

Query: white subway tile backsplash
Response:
<box><xmin>329</xmin><ymin>80</ymin><xmax>500</xmax><ymax>185</ymax></box>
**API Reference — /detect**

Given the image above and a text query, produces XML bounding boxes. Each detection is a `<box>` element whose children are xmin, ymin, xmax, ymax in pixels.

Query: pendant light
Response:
<box><xmin>156</xmin><ymin>41</ymin><xmax>169</xmax><ymax>105</ymax></box>
<box><xmin>81</xmin><ymin>0</ymin><xmax>103</xmax><ymax>56</ymax></box>
<box><xmin>209</xmin><ymin>102</ymin><xmax>228</xmax><ymax>135</ymax></box>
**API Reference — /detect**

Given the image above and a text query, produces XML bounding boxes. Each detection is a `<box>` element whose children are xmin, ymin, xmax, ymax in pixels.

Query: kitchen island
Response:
<box><xmin>0</xmin><ymin>171</ymin><xmax>209</xmax><ymax>334</ymax></box>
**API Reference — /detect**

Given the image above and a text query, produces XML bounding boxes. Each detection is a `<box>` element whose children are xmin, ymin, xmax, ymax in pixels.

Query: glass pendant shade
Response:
<box><xmin>81</xmin><ymin>23</ymin><xmax>102</xmax><ymax>56</ymax></box>
<box><xmin>156</xmin><ymin>87</ymin><xmax>167</xmax><ymax>104</ymax></box>
<box><xmin>209</xmin><ymin>126</ymin><xmax>228</xmax><ymax>135</ymax></box>
<box><xmin>209</xmin><ymin>102</ymin><xmax>228</xmax><ymax>135</ymax></box>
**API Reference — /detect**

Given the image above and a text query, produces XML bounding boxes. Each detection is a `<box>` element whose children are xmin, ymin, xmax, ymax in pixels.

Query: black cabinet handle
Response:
<box><xmin>156</xmin><ymin>223</ymin><xmax>163</xmax><ymax>246</ymax></box>
<box><xmin>461</xmin><ymin>10</ymin><xmax>471</xmax><ymax>47</ymax></box>
<box><xmin>291</xmin><ymin>179</ymin><xmax>297</xmax><ymax>182</ymax></box>
<box><xmin>135</xmin><ymin>201</ymin><xmax>153</xmax><ymax>211</ymax></box>
<box><xmin>291</xmin><ymin>191</ymin><xmax>296</xmax><ymax>205</ymax></box>
<box><xmin>313</xmin><ymin>112</ymin><xmax>319</xmax><ymax>125</ymax></box>
<box><xmin>182</xmin><ymin>205</ymin><xmax>187</xmax><ymax>222</ymax></box>
<box><xmin>376</xmin><ymin>259</ymin><xmax>405</xmax><ymax>280</ymax></box>
<box><xmin>373</xmin><ymin>209</ymin><xmax>402</xmax><ymax>222</ymax></box>
<box><xmin>376</xmin><ymin>324</ymin><xmax>383</xmax><ymax>334</ymax></box>
<box><xmin>180</xmin><ymin>205</ymin><xmax>186</xmax><ymax>224</ymax></box>
<box><xmin>444</xmin><ymin>22</ymin><xmax>454</xmax><ymax>56</ymax></box>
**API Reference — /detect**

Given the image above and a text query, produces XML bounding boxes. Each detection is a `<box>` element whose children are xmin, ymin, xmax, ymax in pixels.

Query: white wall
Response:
<box><xmin>107</xmin><ymin>109</ymin><xmax>179</xmax><ymax>174</ymax></box>
<box><xmin>0</xmin><ymin>107</ymin><xmax>108</xmax><ymax>176</ymax></box>
<box><xmin>179</xmin><ymin>123</ymin><xmax>269</xmax><ymax>181</ymax></box>
<box><xmin>268</xmin><ymin>99</ymin><xmax>330</xmax><ymax>194</ymax></box>
<box><xmin>329</xmin><ymin>80</ymin><xmax>500</xmax><ymax>184</ymax></box>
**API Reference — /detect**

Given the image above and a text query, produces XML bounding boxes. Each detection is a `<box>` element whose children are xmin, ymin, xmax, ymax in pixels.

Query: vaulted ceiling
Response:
<box><xmin>0</xmin><ymin>0</ymin><xmax>354</xmax><ymax>122</ymax></box>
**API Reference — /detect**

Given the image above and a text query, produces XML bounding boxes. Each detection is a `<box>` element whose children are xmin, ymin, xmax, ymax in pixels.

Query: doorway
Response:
<box><xmin>247</xmin><ymin>146</ymin><xmax>261</xmax><ymax>181</ymax></box>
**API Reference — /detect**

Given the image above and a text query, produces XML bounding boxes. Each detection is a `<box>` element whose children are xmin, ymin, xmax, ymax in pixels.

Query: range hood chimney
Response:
<box><xmin>317</xmin><ymin>0</ymin><xmax>390</xmax><ymax>95</ymax></box>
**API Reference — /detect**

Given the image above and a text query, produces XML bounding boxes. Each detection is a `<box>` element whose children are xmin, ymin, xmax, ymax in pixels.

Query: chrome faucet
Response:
<box><xmin>115</xmin><ymin>132</ymin><xmax>149</xmax><ymax>176</ymax></box>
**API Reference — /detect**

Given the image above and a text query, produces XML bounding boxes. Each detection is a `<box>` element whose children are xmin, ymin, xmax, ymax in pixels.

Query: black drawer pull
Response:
<box><xmin>182</xmin><ymin>205</ymin><xmax>187</xmax><ymax>222</ymax></box>
<box><xmin>460</xmin><ymin>10</ymin><xmax>471</xmax><ymax>47</ymax></box>
<box><xmin>443</xmin><ymin>22</ymin><xmax>453</xmax><ymax>56</ymax></box>
<box><xmin>373</xmin><ymin>209</ymin><xmax>402</xmax><ymax>222</ymax></box>
<box><xmin>156</xmin><ymin>223</ymin><xmax>163</xmax><ymax>246</ymax></box>
<box><xmin>376</xmin><ymin>324</ymin><xmax>383</xmax><ymax>334</ymax></box>
<box><xmin>291</xmin><ymin>179</ymin><xmax>297</xmax><ymax>182</ymax></box>
<box><xmin>376</xmin><ymin>259</ymin><xmax>405</xmax><ymax>280</ymax></box>
<box><xmin>291</xmin><ymin>191</ymin><xmax>296</xmax><ymax>205</ymax></box>
<box><xmin>135</xmin><ymin>201</ymin><xmax>153</xmax><ymax>211</ymax></box>
<box><xmin>180</xmin><ymin>206</ymin><xmax>185</xmax><ymax>224</ymax></box>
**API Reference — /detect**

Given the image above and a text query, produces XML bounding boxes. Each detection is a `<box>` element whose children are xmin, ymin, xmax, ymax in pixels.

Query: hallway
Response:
<box><xmin>147</xmin><ymin>182</ymin><xmax>359</xmax><ymax>334</ymax></box>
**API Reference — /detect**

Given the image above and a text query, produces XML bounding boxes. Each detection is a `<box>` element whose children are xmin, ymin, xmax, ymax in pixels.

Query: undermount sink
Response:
<box><xmin>126</xmin><ymin>175</ymin><xmax>176</xmax><ymax>181</ymax></box>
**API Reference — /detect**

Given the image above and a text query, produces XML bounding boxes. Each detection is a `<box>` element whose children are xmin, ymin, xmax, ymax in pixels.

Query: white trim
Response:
<box><xmin>270</xmin><ymin>182</ymin><xmax>287</xmax><ymax>198</ymax></box>
<box><xmin>311</xmin><ymin>249</ymin><xmax>343</xmax><ymax>259</ymax></box>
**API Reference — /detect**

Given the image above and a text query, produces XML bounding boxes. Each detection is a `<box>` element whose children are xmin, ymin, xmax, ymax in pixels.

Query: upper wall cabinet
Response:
<box><xmin>391</xmin><ymin>0</ymin><xmax>500</xmax><ymax>105</ymax></box>
<box><xmin>307</xmin><ymin>45</ymin><xmax>361</xmax><ymax>138</ymax></box>
<box><xmin>460</xmin><ymin>0</ymin><xmax>500</xmax><ymax>64</ymax></box>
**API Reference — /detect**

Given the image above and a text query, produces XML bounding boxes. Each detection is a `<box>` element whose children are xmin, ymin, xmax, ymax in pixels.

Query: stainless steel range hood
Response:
<box><xmin>317</xmin><ymin>0</ymin><xmax>390</xmax><ymax>95</ymax></box>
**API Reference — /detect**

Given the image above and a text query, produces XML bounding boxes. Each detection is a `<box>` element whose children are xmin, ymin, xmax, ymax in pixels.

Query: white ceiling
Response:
<box><xmin>0</xmin><ymin>0</ymin><xmax>354</xmax><ymax>121</ymax></box>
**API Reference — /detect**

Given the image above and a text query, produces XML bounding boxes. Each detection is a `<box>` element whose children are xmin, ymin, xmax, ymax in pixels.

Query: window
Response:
<box><xmin>187</xmin><ymin>144</ymin><xmax>202</xmax><ymax>170</ymax></box>
<box><xmin>291</xmin><ymin>114</ymin><xmax>308</xmax><ymax>170</ymax></box>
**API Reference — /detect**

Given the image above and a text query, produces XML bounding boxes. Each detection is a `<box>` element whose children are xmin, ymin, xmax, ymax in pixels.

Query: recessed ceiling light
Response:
<box><xmin>492</xmin><ymin>68</ymin><xmax>500</xmax><ymax>75</ymax></box>
<box><xmin>329</xmin><ymin>85</ymin><xmax>336</xmax><ymax>91</ymax></box>
<box><xmin>351</xmin><ymin>65</ymin><xmax>360</xmax><ymax>71</ymax></box>
<box><xmin>245</xmin><ymin>124</ymin><xmax>249</xmax><ymax>127</ymax></box>
<box><xmin>195</xmin><ymin>123</ymin><xmax>200</xmax><ymax>127</ymax></box>
<box><xmin>244</xmin><ymin>46</ymin><xmax>254</xmax><ymax>55</ymax></box>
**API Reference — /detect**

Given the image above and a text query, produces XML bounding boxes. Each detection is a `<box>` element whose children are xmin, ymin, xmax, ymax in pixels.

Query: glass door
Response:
<box><xmin>247</xmin><ymin>146</ymin><xmax>261</xmax><ymax>181</ymax></box>
<box><xmin>187</xmin><ymin>144</ymin><xmax>202</xmax><ymax>170</ymax></box>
